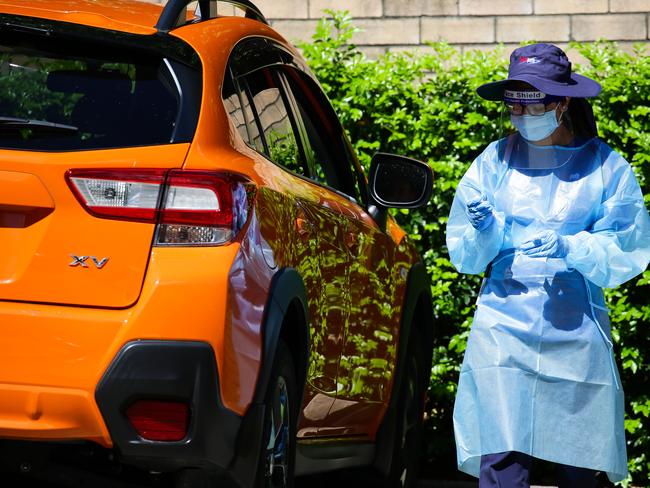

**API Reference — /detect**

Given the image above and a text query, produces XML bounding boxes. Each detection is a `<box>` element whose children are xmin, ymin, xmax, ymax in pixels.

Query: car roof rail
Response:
<box><xmin>156</xmin><ymin>0</ymin><xmax>268</xmax><ymax>33</ymax></box>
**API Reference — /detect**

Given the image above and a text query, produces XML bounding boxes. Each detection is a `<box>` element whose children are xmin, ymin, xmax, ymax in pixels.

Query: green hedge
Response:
<box><xmin>300</xmin><ymin>12</ymin><xmax>650</xmax><ymax>485</ymax></box>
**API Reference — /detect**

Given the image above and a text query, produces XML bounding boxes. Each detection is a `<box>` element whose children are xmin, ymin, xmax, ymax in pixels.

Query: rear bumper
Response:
<box><xmin>0</xmin><ymin>342</ymin><xmax>243</xmax><ymax>473</ymax></box>
<box><xmin>0</xmin><ymin>341</ymin><xmax>264</xmax><ymax>483</ymax></box>
<box><xmin>95</xmin><ymin>340</ymin><xmax>241</xmax><ymax>472</ymax></box>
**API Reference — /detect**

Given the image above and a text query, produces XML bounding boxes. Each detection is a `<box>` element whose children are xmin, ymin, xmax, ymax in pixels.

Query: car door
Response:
<box><xmin>225</xmin><ymin>38</ymin><xmax>351</xmax><ymax>435</ymax></box>
<box><xmin>279</xmin><ymin>67</ymin><xmax>400</xmax><ymax>437</ymax></box>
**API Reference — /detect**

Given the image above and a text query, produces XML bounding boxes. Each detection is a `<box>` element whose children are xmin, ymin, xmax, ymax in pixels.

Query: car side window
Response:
<box><xmin>239</xmin><ymin>67</ymin><xmax>308</xmax><ymax>177</ymax></box>
<box><xmin>222</xmin><ymin>70</ymin><xmax>262</xmax><ymax>150</ymax></box>
<box><xmin>223</xmin><ymin>37</ymin><xmax>367</xmax><ymax>202</ymax></box>
<box><xmin>281</xmin><ymin>68</ymin><xmax>366</xmax><ymax>203</ymax></box>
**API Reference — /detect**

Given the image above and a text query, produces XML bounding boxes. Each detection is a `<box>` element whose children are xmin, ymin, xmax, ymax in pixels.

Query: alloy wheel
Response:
<box><xmin>265</xmin><ymin>376</ymin><xmax>290</xmax><ymax>487</ymax></box>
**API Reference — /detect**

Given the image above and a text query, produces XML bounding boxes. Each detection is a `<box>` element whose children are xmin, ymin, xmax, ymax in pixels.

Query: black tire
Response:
<box><xmin>255</xmin><ymin>341</ymin><xmax>298</xmax><ymax>488</ymax></box>
<box><xmin>382</xmin><ymin>327</ymin><xmax>428</xmax><ymax>488</ymax></box>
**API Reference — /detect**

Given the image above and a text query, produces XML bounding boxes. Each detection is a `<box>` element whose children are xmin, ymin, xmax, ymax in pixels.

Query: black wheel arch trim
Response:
<box><xmin>229</xmin><ymin>266</ymin><xmax>310</xmax><ymax>488</ymax></box>
<box><xmin>373</xmin><ymin>261</ymin><xmax>434</xmax><ymax>475</ymax></box>
<box><xmin>253</xmin><ymin>267</ymin><xmax>309</xmax><ymax>405</ymax></box>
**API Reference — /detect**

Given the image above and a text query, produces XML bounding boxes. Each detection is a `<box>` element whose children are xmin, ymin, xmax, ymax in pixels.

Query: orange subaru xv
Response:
<box><xmin>0</xmin><ymin>1</ymin><xmax>435</xmax><ymax>487</ymax></box>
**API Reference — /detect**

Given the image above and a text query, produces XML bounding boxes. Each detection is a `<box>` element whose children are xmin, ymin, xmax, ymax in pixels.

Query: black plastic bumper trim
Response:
<box><xmin>95</xmin><ymin>341</ymin><xmax>241</xmax><ymax>472</ymax></box>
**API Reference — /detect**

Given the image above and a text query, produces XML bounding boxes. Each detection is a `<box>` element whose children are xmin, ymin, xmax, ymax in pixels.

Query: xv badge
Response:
<box><xmin>69</xmin><ymin>255</ymin><xmax>110</xmax><ymax>269</ymax></box>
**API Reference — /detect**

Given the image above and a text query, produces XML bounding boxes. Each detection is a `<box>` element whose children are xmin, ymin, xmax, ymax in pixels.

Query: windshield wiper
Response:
<box><xmin>0</xmin><ymin>117</ymin><xmax>78</xmax><ymax>133</ymax></box>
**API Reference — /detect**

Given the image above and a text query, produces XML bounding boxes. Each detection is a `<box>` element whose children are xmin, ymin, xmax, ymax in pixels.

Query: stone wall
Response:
<box><xmin>147</xmin><ymin>1</ymin><xmax>650</xmax><ymax>58</ymax></box>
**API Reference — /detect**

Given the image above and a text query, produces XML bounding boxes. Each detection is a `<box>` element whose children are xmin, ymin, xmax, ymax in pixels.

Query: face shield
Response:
<box><xmin>497</xmin><ymin>89</ymin><xmax>596</xmax><ymax>171</ymax></box>
<box><xmin>495</xmin><ymin>90</ymin><xmax>600</xmax><ymax>250</ymax></box>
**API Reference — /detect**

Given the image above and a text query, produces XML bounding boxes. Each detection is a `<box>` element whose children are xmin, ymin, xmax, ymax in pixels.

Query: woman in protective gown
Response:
<box><xmin>447</xmin><ymin>43</ymin><xmax>650</xmax><ymax>487</ymax></box>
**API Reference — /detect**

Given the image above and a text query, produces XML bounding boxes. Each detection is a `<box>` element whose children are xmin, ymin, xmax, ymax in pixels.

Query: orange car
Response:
<box><xmin>0</xmin><ymin>1</ymin><xmax>434</xmax><ymax>487</ymax></box>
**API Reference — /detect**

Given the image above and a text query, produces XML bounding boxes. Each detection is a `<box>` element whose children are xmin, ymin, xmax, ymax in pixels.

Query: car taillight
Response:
<box><xmin>156</xmin><ymin>171</ymin><xmax>236</xmax><ymax>246</ymax></box>
<box><xmin>66</xmin><ymin>169</ymin><xmax>166</xmax><ymax>222</ymax></box>
<box><xmin>126</xmin><ymin>400</ymin><xmax>190</xmax><ymax>442</ymax></box>
<box><xmin>66</xmin><ymin>169</ymin><xmax>251</xmax><ymax>246</ymax></box>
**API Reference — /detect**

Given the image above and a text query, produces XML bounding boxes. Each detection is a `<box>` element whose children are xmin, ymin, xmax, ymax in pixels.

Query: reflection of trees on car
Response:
<box><xmin>255</xmin><ymin>187</ymin><xmax>331</xmax><ymax>391</ymax></box>
<box><xmin>0</xmin><ymin>55</ymin><xmax>82</xmax><ymax>131</ymax></box>
<box><xmin>267</xmin><ymin>129</ymin><xmax>301</xmax><ymax>175</ymax></box>
<box><xmin>0</xmin><ymin>49</ymin><xmax>176</xmax><ymax>150</ymax></box>
<box><xmin>336</xmin><ymin>229</ymin><xmax>408</xmax><ymax>401</ymax></box>
<box><xmin>335</xmin><ymin>234</ymin><xmax>419</xmax><ymax>401</ymax></box>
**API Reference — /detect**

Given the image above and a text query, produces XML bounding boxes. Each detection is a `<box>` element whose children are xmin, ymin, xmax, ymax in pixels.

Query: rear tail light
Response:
<box><xmin>66</xmin><ymin>169</ymin><xmax>252</xmax><ymax>246</ymax></box>
<box><xmin>67</xmin><ymin>170</ymin><xmax>166</xmax><ymax>222</ymax></box>
<box><xmin>157</xmin><ymin>171</ymin><xmax>236</xmax><ymax>246</ymax></box>
<box><xmin>126</xmin><ymin>400</ymin><xmax>190</xmax><ymax>442</ymax></box>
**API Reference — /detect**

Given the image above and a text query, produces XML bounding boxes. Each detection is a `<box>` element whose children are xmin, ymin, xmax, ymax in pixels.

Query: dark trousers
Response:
<box><xmin>480</xmin><ymin>451</ymin><xmax>597</xmax><ymax>488</ymax></box>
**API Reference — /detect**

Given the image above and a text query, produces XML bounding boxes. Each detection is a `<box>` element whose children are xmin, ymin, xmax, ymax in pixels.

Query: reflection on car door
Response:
<box><xmin>280</xmin><ymin>68</ymin><xmax>400</xmax><ymax>437</ymax></box>
<box><xmin>228</xmin><ymin>53</ymin><xmax>352</xmax><ymax>436</ymax></box>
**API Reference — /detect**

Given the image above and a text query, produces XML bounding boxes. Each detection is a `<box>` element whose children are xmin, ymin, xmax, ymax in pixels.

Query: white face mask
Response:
<box><xmin>511</xmin><ymin>106</ymin><xmax>561</xmax><ymax>141</ymax></box>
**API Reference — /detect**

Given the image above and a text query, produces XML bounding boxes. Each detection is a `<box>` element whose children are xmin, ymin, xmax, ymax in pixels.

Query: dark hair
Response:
<box><xmin>566</xmin><ymin>98</ymin><xmax>598</xmax><ymax>138</ymax></box>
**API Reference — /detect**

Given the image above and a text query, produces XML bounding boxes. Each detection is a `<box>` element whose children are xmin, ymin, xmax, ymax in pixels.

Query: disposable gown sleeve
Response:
<box><xmin>446</xmin><ymin>141</ymin><xmax>507</xmax><ymax>274</ymax></box>
<box><xmin>565</xmin><ymin>147</ymin><xmax>650</xmax><ymax>288</ymax></box>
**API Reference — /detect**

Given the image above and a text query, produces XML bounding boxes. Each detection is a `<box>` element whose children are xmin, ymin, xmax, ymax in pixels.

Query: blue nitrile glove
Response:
<box><xmin>466</xmin><ymin>195</ymin><xmax>494</xmax><ymax>231</ymax></box>
<box><xmin>520</xmin><ymin>230</ymin><xmax>570</xmax><ymax>258</ymax></box>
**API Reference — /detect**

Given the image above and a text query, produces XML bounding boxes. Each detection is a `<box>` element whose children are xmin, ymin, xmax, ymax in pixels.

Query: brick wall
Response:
<box><xmin>147</xmin><ymin>1</ymin><xmax>650</xmax><ymax>59</ymax></box>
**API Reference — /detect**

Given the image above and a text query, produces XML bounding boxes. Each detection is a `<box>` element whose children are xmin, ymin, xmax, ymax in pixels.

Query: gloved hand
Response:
<box><xmin>466</xmin><ymin>195</ymin><xmax>494</xmax><ymax>231</ymax></box>
<box><xmin>520</xmin><ymin>230</ymin><xmax>570</xmax><ymax>258</ymax></box>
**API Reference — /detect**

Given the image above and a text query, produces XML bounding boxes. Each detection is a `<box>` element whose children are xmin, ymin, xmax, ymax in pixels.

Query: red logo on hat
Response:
<box><xmin>519</xmin><ymin>56</ymin><xmax>541</xmax><ymax>64</ymax></box>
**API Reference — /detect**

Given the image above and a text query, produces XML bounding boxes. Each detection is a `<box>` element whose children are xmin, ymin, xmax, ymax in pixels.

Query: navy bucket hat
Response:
<box><xmin>477</xmin><ymin>43</ymin><xmax>602</xmax><ymax>100</ymax></box>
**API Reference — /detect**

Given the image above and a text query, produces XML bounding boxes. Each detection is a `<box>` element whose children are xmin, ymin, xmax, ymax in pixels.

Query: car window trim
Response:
<box><xmin>163</xmin><ymin>58</ymin><xmax>185</xmax><ymax>143</ymax></box>
<box><xmin>235</xmin><ymin>76</ymin><xmax>269</xmax><ymax>156</ymax></box>
<box><xmin>271</xmin><ymin>69</ymin><xmax>313</xmax><ymax>178</ymax></box>
<box><xmin>228</xmin><ymin>35</ymin><xmax>308</xmax><ymax>79</ymax></box>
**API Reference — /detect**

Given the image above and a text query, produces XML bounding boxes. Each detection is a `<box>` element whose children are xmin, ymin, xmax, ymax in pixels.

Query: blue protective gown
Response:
<box><xmin>447</xmin><ymin>135</ymin><xmax>650</xmax><ymax>482</ymax></box>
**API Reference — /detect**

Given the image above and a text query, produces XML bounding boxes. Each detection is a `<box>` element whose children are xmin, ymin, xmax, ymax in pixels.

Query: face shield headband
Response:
<box><xmin>503</xmin><ymin>90</ymin><xmax>564</xmax><ymax>107</ymax></box>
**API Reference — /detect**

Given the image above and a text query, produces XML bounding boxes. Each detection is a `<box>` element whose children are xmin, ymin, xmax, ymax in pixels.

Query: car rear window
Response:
<box><xmin>0</xmin><ymin>39</ymin><xmax>181</xmax><ymax>151</ymax></box>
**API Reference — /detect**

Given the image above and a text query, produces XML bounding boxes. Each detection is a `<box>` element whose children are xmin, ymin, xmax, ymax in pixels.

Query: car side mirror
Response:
<box><xmin>368</xmin><ymin>152</ymin><xmax>433</xmax><ymax>209</ymax></box>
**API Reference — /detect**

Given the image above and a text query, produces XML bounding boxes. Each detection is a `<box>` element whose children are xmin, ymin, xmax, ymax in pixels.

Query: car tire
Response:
<box><xmin>255</xmin><ymin>340</ymin><xmax>298</xmax><ymax>488</ymax></box>
<box><xmin>381</xmin><ymin>326</ymin><xmax>428</xmax><ymax>488</ymax></box>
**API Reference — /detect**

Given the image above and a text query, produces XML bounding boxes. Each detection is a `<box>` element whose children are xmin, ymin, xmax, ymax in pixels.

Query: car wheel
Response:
<box><xmin>384</xmin><ymin>327</ymin><xmax>427</xmax><ymax>488</ymax></box>
<box><xmin>257</xmin><ymin>341</ymin><xmax>297</xmax><ymax>488</ymax></box>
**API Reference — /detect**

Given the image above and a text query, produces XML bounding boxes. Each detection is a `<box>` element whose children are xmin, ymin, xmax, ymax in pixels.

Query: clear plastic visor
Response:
<box><xmin>497</xmin><ymin>95</ymin><xmax>597</xmax><ymax>171</ymax></box>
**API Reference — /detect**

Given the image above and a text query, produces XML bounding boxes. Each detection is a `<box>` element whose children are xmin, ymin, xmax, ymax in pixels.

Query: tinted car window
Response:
<box><xmin>282</xmin><ymin>68</ymin><xmax>366</xmax><ymax>202</ymax></box>
<box><xmin>0</xmin><ymin>41</ymin><xmax>180</xmax><ymax>151</ymax></box>
<box><xmin>240</xmin><ymin>67</ymin><xmax>308</xmax><ymax>176</ymax></box>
